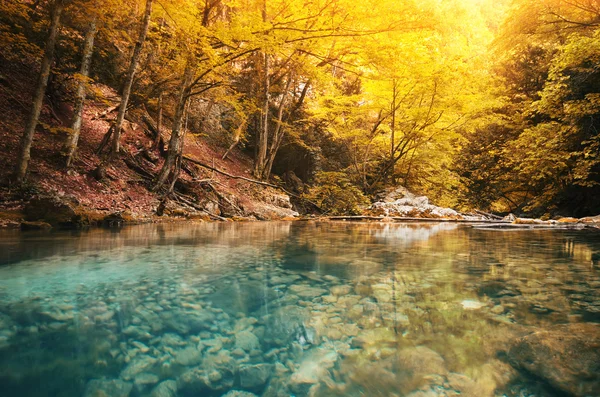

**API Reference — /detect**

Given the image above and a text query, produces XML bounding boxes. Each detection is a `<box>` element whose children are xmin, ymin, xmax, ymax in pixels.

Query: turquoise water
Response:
<box><xmin>0</xmin><ymin>221</ymin><xmax>599</xmax><ymax>397</ymax></box>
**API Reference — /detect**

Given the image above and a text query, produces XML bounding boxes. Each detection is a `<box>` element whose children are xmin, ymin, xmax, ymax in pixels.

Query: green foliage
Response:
<box><xmin>456</xmin><ymin>0</ymin><xmax>600</xmax><ymax>216</ymax></box>
<box><xmin>303</xmin><ymin>172</ymin><xmax>369</xmax><ymax>215</ymax></box>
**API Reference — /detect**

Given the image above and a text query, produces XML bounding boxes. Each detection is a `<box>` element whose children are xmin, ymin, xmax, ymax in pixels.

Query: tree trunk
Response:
<box><xmin>390</xmin><ymin>79</ymin><xmax>397</xmax><ymax>184</ymax></box>
<box><xmin>152</xmin><ymin>91</ymin><xmax>163</xmax><ymax>150</ymax></box>
<box><xmin>14</xmin><ymin>0</ymin><xmax>65</xmax><ymax>184</ymax></box>
<box><xmin>109</xmin><ymin>0</ymin><xmax>153</xmax><ymax>158</ymax></box>
<box><xmin>153</xmin><ymin>64</ymin><xmax>194</xmax><ymax>191</ymax></box>
<box><xmin>262</xmin><ymin>76</ymin><xmax>292</xmax><ymax>180</ymax></box>
<box><xmin>254</xmin><ymin>51</ymin><xmax>270</xmax><ymax>178</ymax></box>
<box><xmin>64</xmin><ymin>18</ymin><xmax>97</xmax><ymax>167</ymax></box>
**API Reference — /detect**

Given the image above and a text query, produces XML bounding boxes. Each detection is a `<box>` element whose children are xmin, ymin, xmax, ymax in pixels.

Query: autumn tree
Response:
<box><xmin>13</xmin><ymin>0</ymin><xmax>66</xmax><ymax>184</ymax></box>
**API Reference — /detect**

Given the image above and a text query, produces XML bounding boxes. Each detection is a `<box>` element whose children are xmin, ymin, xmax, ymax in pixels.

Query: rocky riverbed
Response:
<box><xmin>0</xmin><ymin>222</ymin><xmax>599</xmax><ymax>397</ymax></box>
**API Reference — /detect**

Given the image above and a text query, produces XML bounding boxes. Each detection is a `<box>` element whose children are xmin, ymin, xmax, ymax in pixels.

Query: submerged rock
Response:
<box><xmin>150</xmin><ymin>380</ymin><xmax>177</xmax><ymax>397</ymax></box>
<box><xmin>235</xmin><ymin>330</ymin><xmax>260</xmax><ymax>352</ymax></box>
<box><xmin>83</xmin><ymin>379</ymin><xmax>132</xmax><ymax>397</ymax></box>
<box><xmin>395</xmin><ymin>346</ymin><xmax>448</xmax><ymax>379</ymax></box>
<box><xmin>120</xmin><ymin>355</ymin><xmax>157</xmax><ymax>380</ymax></box>
<box><xmin>289</xmin><ymin>347</ymin><xmax>338</xmax><ymax>395</ymax></box>
<box><xmin>133</xmin><ymin>372</ymin><xmax>160</xmax><ymax>395</ymax></box>
<box><xmin>508</xmin><ymin>323</ymin><xmax>600</xmax><ymax>397</ymax></box>
<box><xmin>173</xmin><ymin>346</ymin><xmax>203</xmax><ymax>366</ymax></box>
<box><xmin>177</xmin><ymin>365</ymin><xmax>235</xmax><ymax>395</ymax></box>
<box><xmin>461</xmin><ymin>299</ymin><xmax>485</xmax><ymax>310</ymax></box>
<box><xmin>289</xmin><ymin>284</ymin><xmax>328</xmax><ymax>298</ymax></box>
<box><xmin>239</xmin><ymin>363</ymin><xmax>272</xmax><ymax>390</ymax></box>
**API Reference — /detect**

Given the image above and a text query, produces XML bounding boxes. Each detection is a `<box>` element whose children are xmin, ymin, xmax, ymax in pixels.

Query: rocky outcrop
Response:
<box><xmin>508</xmin><ymin>323</ymin><xmax>600</xmax><ymax>397</ymax></box>
<box><xmin>367</xmin><ymin>187</ymin><xmax>481</xmax><ymax>220</ymax></box>
<box><xmin>23</xmin><ymin>195</ymin><xmax>88</xmax><ymax>228</ymax></box>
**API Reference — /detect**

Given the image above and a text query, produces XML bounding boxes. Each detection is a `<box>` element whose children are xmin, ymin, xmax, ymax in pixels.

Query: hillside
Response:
<box><xmin>0</xmin><ymin>55</ymin><xmax>299</xmax><ymax>229</ymax></box>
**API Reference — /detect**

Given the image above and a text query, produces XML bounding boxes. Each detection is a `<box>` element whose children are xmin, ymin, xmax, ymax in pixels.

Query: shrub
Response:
<box><xmin>303</xmin><ymin>172</ymin><xmax>369</xmax><ymax>215</ymax></box>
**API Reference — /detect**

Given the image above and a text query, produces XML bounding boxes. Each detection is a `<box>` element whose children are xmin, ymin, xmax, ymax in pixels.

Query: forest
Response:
<box><xmin>1</xmin><ymin>0</ymin><xmax>600</xmax><ymax>221</ymax></box>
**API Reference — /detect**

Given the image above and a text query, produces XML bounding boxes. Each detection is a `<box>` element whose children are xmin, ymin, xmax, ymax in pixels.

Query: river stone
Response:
<box><xmin>83</xmin><ymin>379</ymin><xmax>132</xmax><ymax>397</ymax></box>
<box><xmin>351</xmin><ymin>328</ymin><xmax>397</xmax><ymax>348</ymax></box>
<box><xmin>395</xmin><ymin>346</ymin><xmax>448</xmax><ymax>379</ymax></box>
<box><xmin>133</xmin><ymin>372</ymin><xmax>160</xmax><ymax>395</ymax></box>
<box><xmin>461</xmin><ymin>299</ymin><xmax>485</xmax><ymax>310</ymax></box>
<box><xmin>508</xmin><ymin>323</ymin><xmax>600</xmax><ymax>396</ymax></box>
<box><xmin>239</xmin><ymin>363</ymin><xmax>272</xmax><ymax>390</ymax></box>
<box><xmin>177</xmin><ymin>354</ymin><xmax>236</xmax><ymax>395</ymax></box>
<box><xmin>160</xmin><ymin>333</ymin><xmax>186</xmax><ymax>347</ymax></box>
<box><xmin>222</xmin><ymin>391</ymin><xmax>259</xmax><ymax>397</ymax></box>
<box><xmin>120</xmin><ymin>355</ymin><xmax>157</xmax><ymax>380</ymax></box>
<box><xmin>263</xmin><ymin>306</ymin><xmax>310</xmax><ymax>345</ymax></box>
<box><xmin>235</xmin><ymin>330</ymin><xmax>260</xmax><ymax>351</ymax></box>
<box><xmin>289</xmin><ymin>347</ymin><xmax>338</xmax><ymax>394</ymax></box>
<box><xmin>330</xmin><ymin>285</ymin><xmax>352</xmax><ymax>296</ymax></box>
<box><xmin>289</xmin><ymin>284</ymin><xmax>328</xmax><ymax>298</ymax></box>
<box><xmin>174</xmin><ymin>346</ymin><xmax>203</xmax><ymax>366</ymax></box>
<box><xmin>150</xmin><ymin>380</ymin><xmax>177</xmax><ymax>397</ymax></box>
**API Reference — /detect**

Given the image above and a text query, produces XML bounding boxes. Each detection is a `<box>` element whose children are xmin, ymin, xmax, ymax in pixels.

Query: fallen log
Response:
<box><xmin>173</xmin><ymin>193</ymin><xmax>227</xmax><ymax>221</ymax></box>
<box><xmin>474</xmin><ymin>209</ymin><xmax>503</xmax><ymax>220</ymax></box>
<box><xmin>182</xmin><ymin>155</ymin><xmax>322</xmax><ymax>212</ymax></box>
<box><xmin>183</xmin><ymin>155</ymin><xmax>280</xmax><ymax>188</ymax></box>
<box><xmin>123</xmin><ymin>154</ymin><xmax>154</xmax><ymax>180</ymax></box>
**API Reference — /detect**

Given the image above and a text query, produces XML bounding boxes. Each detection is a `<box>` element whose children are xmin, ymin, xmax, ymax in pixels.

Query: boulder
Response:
<box><xmin>394</xmin><ymin>346</ymin><xmax>448</xmax><ymax>379</ymax></box>
<box><xmin>103</xmin><ymin>212</ymin><xmax>125</xmax><ymax>228</ymax></box>
<box><xmin>239</xmin><ymin>363</ymin><xmax>272</xmax><ymax>391</ymax></box>
<box><xmin>173</xmin><ymin>346</ymin><xmax>203</xmax><ymax>366</ymax></box>
<box><xmin>580</xmin><ymin>215</ymin><xmax>600</xmax><ymax>224</ymax></box>
<box><xmin>83</xmin><ymin>379</ymin><xmax>132</xmax><ymax>397</ymax></box>
<box><xmin>235</xmin><ymin>330</ymin><xmax>260</xmax><ymax>352</ymax></box>
<box><xmin>120</xmin><ymin>355</ymin><xmax>157</xmax><ymax>380</ymax></box>
<box><xmin>177</xmin><ymin>365</ymin><xmax>235</xmax><ymax>396</ymax></box>
<box><xmin>150</xmin><ymin>380</ymin><xmax>177</xmax><ymax>397</ymax></box>
<box><xmin>508</xmin><ymin>323</ymin><xmax>600</xmax><ymax>397</ymax></box>
<box><xmin>24</xmin><ymin>196</ymin><xmax>86</xmax><ymax>228</ymax></box>
<box><xmin>20</xmin><ymin>221</ymin><xmax>52</xmax><ymax>231</ymax></box>
<box><xmin>289</xmin><ymin>347</ymin><xmax>338</xmax><ymax>395</ymax></box>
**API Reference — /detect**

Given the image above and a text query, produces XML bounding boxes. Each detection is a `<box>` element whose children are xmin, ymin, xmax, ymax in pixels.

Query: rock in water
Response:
<box><xmin>235</xmin><ymin>330</ymin><xmax>260</xmax><ymax>352</ymax></box>
<box><xmin>174</xmin><ymin>346</ymin><xmax>202</xmax><ymax>366</ymax></box>
<box><xmin>24</xmin><ymin>196</ymin><xmax>84</xmax><ymax>228</ymax></box>
<box><xmin>120</xmin><ymin>355</ymin><xmax>157</xmax><ymax>380</ymax></box>
<box><xmin>289</xmin><ymin>347</ymin><xmax>338</xmax><ymax>394</ymax></box>
<box><xmin>508</xmin><ymin>323</ymin><xmax>600</xmax><ymax>397</ymax></box>
<box><xmin>395</xmin><ymin>346</ymin><xmax>448</xmax><ymax>379</ymax></box>
<box><xmin>150</xmin><ymin>380</ymin><xmax>177</xmax><ymax>397</ymax></box>
<box><xmin>222</xmin><ymin>391</ymin><xmax>258</xmax><ymax>397</ymax></box>
<box><xmin>177</xmin><ymin>353</ymin><xmax>236</xmax><ymax>395</ymax></box>
<box><xmin>239</xmin><ymin>364</ymin><xmax>272</xmax><ymax>390</ymax></box>
<box><xmin>461</xmin><ymin>299</ymin><xmax>485</xmax><ymax>310</ymax></box>
<box><xmin>83</xmin><ymin>379</ymin><xmax>132</xmax><ymax>397</ymax></box>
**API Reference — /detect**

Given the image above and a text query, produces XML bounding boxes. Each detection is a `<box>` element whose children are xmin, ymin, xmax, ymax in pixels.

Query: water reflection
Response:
<box><xmin>0</xmin><ymin>222</ymin><xmax>598</xmax><ymax>397</ymax></box>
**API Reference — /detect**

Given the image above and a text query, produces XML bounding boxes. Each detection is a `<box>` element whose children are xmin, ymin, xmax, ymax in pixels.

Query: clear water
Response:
<box><xmin>0</xmin><ymin>222</ymin><xmax>599</xmax><ymax>397</ymax></box>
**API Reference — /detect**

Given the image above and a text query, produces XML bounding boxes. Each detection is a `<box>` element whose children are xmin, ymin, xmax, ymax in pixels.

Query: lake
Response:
<box><xmin>0</xmin><ymin>221</ymin><xmax>599</xmax><ymax>397</ymax></box>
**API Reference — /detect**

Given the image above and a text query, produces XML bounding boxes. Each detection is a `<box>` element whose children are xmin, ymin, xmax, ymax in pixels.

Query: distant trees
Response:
<box><xmin>8</xmin><ymin>0</ymin><xmax>599</xmax><ymax>216</ymax></box>
<box><xmin>457</xmin><ymin>0</ymin><xmax>600</xmax><ymax>216</ymax></box>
